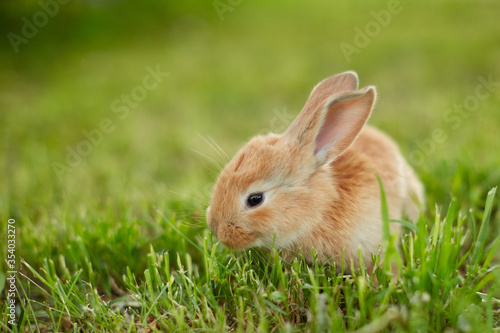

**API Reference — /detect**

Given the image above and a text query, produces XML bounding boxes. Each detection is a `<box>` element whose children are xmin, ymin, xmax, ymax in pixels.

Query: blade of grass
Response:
<box><xmin>389</xmin><ymin>219</ymin><xmax>419</xmax><ymax>232</ymax></box>
<box><xmin>470</xmin><ymin>188</ymin><xmax>497</xmax><ymax>269</ymax></box>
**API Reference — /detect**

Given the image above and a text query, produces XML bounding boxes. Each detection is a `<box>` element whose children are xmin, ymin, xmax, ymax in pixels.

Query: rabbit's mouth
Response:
<box><xmin>216</xmin><ymin>223</ymin><xmax>257</xmax><ymax>251</ymax></box>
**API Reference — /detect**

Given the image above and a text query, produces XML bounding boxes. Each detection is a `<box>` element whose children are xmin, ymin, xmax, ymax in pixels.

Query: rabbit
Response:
<box><xmin>206</xmin><ymin>71</ymin><xmax>424</xmax><ymax>271</ymax></box>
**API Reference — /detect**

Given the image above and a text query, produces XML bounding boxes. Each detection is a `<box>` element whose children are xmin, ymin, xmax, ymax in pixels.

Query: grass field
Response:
<box><xmin>1</xmin><ymin>0</ymin><xmax>500</xmax><ymax>331</ymax></box>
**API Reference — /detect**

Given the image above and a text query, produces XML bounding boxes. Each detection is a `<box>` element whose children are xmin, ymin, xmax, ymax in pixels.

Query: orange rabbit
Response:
<box><xmin>206</xmin><ymin>71</ymin><xmax>424</xmax><ymax>270</ymax></box>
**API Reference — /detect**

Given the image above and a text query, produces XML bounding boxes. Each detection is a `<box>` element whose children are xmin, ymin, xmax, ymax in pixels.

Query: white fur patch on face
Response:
<box><xmin>272</xmin><ymin>230</ymin><xmax>302</xmax><ymax>250</ymax></box>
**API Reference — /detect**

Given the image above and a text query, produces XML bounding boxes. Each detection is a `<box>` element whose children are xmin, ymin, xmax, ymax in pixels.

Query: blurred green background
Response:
<box><xmin>1</xmin><ymin>0</ymin><xmax>499</xmax><ymax>280</ymax></box>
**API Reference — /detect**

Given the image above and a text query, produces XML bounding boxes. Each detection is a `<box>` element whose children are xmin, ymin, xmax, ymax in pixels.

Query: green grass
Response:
<box><xmin>4</xmin><ymin>189</ymin><xmax>500</xmax><ymax>332</ymax></box>
<box><xmin>1</xmin><ymin>0</ymin><xmax>500</xmax><ymax>331</ymax></box>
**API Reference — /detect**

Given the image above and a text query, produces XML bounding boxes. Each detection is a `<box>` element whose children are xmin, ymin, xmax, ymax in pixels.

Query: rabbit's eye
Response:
<box><xmin>247</xmin><ymin>193</ymin><xmax>264</xmax><ymax>208</ymax></box>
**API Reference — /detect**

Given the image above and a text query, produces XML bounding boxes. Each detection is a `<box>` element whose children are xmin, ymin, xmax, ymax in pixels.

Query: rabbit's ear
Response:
<box><xmin>300</xmin><ymin>71</ymin><xmax>359</xmax><ymax>121</ymax></box>
<box><xmin>285</xmin><ymin>86</ymin><xmax>376</xmax><ymax>164</ymax></box>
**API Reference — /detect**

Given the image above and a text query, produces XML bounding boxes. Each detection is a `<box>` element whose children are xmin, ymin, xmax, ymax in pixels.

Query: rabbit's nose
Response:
<box><xmin>209</xmin><ymin>218</ymin><xmax>219</xmax><ymax>235</ymax></box>
<box><xmin>206</xmin><ymin>207</ymin><xmax>212</xmax><ymax>226</ymax></box>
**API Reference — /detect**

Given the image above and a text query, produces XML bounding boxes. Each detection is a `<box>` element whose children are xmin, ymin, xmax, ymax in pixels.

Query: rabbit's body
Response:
<box><xmin>281</xmin><ymin>125</ymin><xmax>424</xmax><ymax>266</ymax></box>
<box><xmin>207</xmin><ymin>72</ymin><xmax>424</xmax><ymax>270</ymax></box>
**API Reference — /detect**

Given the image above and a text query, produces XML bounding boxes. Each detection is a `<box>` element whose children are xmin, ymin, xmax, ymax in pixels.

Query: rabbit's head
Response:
<box><xmin>207</xmin><ymin>72</ymin><xmax>376</xmax><ymax>251</ymax></box>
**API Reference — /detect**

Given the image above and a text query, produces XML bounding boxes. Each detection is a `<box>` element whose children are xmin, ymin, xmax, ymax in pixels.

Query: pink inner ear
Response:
<box><xmin>314</xmin><ymin>98</ymin><xmax>370</xmax><ymax>159</ymax></box>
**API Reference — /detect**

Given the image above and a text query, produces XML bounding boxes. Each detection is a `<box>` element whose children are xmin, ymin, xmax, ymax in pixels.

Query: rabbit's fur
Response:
<box><xmin>206</xmin><ymin>71</ymin><xmax>424</xmax><ymax>270</ymax></box>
